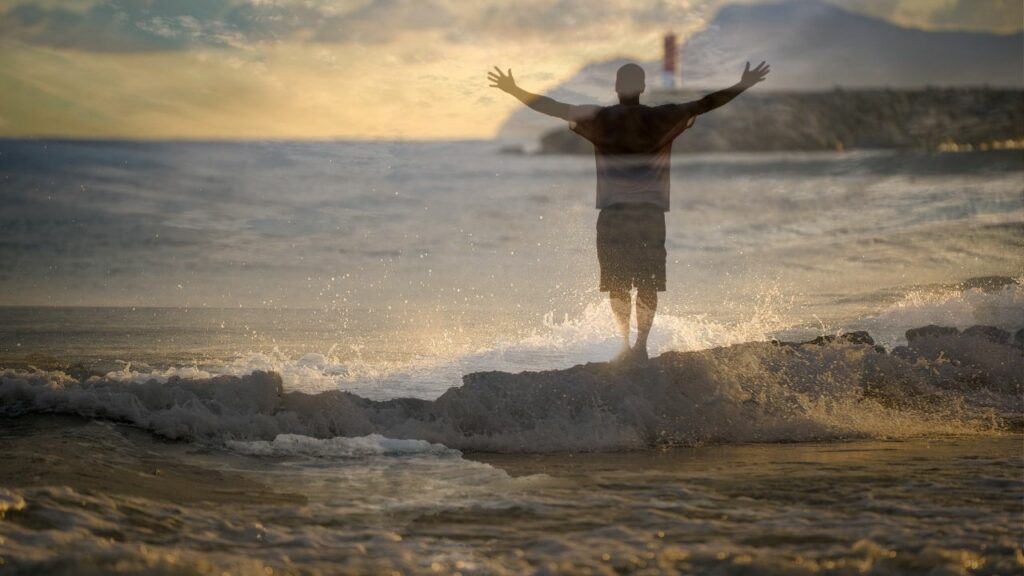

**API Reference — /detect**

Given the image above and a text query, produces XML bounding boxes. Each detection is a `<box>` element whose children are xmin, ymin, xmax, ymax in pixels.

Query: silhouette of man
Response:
<box><xmin>489</xmin><ymin>61</ymin><xmax>770</xmax><ymax>362</ymax></box>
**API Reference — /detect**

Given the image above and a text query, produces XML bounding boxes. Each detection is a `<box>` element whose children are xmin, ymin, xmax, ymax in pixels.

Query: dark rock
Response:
<box><xmin>772</xmin><ymin>335</ymin><xmax>831</xmax><ymax>348</ymax></box>
<box><xmin>809</xmin><ymin>335</ymin><xmax>836</xmax><ymax>346</ymax></box>
<box><xmin>890</xmin><ymin>346</ymin><xmax>917</xmax><ymax>361</ymax></box>
<box><xmin>839</xmin><ymin>331</ymin><xmax>875</xmax><ymax>346</ymax></box>
<box><xmin>906</xmin><ymin>325</ymin><xmax>959</xmax><ymax>343</ymax></box>
<box><xmin>1001</xmin><ymin>414</ymin><xmax>1024</xmax><ymax>432</ymax></box>
<box><xmin>1015</xmin><ymin>329</ymin><xmax>1024</xmax><ymax>349</ymax></box>
<box><xmin>774</xmin><ymin>331</ymin><xmax>880</xmax><ymax>350</ymax></box>
<box><xmin>962</xmin><ymin>325</ymin><xmax>1011</xmax><ymax>345</ymax></box>
<box><xmin>958</xmin><ymin>276</ymin><xmax>1019</xmax><ymax>293</ymax></box>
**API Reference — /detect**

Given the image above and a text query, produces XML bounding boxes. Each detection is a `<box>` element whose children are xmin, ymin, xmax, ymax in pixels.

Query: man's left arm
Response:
<box><xmin>684</xmin><ymin>61</ymin><xmax>770</xmax><ymax>116</ymax></box>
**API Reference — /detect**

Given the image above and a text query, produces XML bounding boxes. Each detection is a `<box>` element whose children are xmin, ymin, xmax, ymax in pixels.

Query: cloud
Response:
<box><xmin>2</xmin><ymin>0</ymin><xmax>1020</xmax><ymax>141</ymax></box>
<box><xmin>0</xmin><ymin>0</ymin><xmax>454</xmax><ymax>51</ymax></box>
<box><xmin>0</xmin><ymin>0</ymin><xmax>248</xmax><ymax>51</ymax></box>
<box><xmin>830</xmin><ymin>0</ymin><xmax>1024</xmax><ymax>33</ymax></box>
<box><xmin>471</xmin><ymin>0</ymin><xmax>614</xmax><ymax>35</ymax></box>
<box><xmin>1</xmin><ymin>0</ymin><xmax>1020</xmax><ymax>54</ymax></box>
<box><xmin>928</xmin><ymin>0</ymin><xmax>1023</xmax><ymax>33</ymax></box>
<box><xmin>0</xmin><ymin>0</ymin><xmax>664</xmax><ymax>52</ymax></box>
<box><xmin>631</xmin><ymin>0</ymin><xmax>709</xmax><ymax>26</ymax></box>
<box><xmin>312</xmin><ymin>0</ymin><xmax>454</xmax><ymax>43</ymax></box>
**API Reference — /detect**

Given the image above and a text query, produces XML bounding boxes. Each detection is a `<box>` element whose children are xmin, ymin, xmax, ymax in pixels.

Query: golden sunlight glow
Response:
<box><xmin>0</xmin><ymin>0</ymin><xmax>1019</xmax><ymax>139</ymax></box>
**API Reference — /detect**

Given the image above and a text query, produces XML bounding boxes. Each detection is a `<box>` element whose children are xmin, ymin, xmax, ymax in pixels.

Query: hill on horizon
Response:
<box><xmin>497</xmin><ymin>0</ymin><xmax>1024</xmax><ymax>143</ymax></box>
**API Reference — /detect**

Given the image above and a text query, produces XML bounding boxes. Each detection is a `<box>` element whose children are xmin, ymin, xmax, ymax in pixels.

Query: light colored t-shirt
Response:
<box><xmin>569</xmin><ymin>103</ymin><xmax>697</xmax><ymax>212</ymax></box>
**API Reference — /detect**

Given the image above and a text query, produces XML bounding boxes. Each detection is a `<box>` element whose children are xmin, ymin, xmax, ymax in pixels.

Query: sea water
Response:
<box><xmin>0</xmin><ymin>140</ymin><xmax>1021</xmax><ymax>574</ymax></box>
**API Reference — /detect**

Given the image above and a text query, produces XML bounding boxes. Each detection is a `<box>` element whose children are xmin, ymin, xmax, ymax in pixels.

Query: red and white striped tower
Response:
<box><xmin>662</xmin><ymin>32</ymin><xmax>677</xmax><ymax>89</ymax></box>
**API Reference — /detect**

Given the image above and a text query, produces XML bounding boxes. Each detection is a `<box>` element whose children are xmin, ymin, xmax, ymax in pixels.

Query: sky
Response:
<box><xmin>1</xmin><ymin>0</ymin><xmax>1021</xmax><ymax>140</ymax></box>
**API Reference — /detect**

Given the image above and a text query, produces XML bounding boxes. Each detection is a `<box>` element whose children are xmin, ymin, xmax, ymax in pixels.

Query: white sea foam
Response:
<box><xmin>91</xmin><ymin>290</ymin><xmax>795</xmax><ymax>402</ymax></box>
<box><xmin>0</xmin><ymin>488</ymin><xmax>27</xmax><ymax>517</ymax></box>
<box><xmin>2</xmin><ymin>322</ymin><xmax>1019</xmax><ymax>452</ymax></box>
<box><xmin>227</xmin><ymin>433</ymin><xmax>459</xmax><ymax>458</ymax></box>
<box><xmin>851</xmin><ymin>280</ymin><xmax>1024</xmax><ymax>346</ymax></box>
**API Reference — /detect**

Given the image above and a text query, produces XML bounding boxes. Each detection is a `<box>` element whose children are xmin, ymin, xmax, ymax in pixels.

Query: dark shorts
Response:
<box><xmin>596</xmin><ymin>203</ymin><xmax>667</xmax><ymax>292</ymax></box>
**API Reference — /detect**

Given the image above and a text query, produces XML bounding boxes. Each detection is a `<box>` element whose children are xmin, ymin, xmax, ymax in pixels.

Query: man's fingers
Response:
<box><xmin>492</xmin><ymin>66</ymin><xmax>504</xmax><ymax>76</ymax></box>
<box><xmin>744</xmin><ymin>61</ymin><xmax>751</xmax><ymax>73</ymax></box>
<box><xmin>507</xmin><ymin>68</ymin><xmax>513</xmax><ymax>78</ymax></box>
<box><xmin>489</xmin><ymin>84</ymin><xmax>499</xmax><ymax>88</ymax></box>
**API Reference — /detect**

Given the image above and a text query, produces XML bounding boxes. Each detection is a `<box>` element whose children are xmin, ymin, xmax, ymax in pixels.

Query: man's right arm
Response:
<box><xmin>507</xmin><ymin>85</ymin><xmax>574</xmax><ymax>120</ymax></box>
<box><xmin>488</xmin><ymin>67</ymin><xmax>598</xmax><ymax>122</ymax></box>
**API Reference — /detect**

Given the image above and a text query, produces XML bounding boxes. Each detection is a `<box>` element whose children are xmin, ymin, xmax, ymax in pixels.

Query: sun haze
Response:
<box><xmin>0</xmin><ymin>0</ymin><xmax>1020</xmax><ymax>139</ymax></box>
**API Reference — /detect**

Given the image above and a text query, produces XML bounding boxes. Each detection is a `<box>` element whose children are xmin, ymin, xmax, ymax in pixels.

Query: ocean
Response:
<box><xmin>0</xmin><ymin>139</ymin><xmax>1022</xmax><ymax>574</ymax></box>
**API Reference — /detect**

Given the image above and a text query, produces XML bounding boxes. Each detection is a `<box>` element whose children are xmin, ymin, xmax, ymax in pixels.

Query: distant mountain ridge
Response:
<box><xmin>497</xmin><ymin>0</ymin><xmax>1024</xmax><ymax>143</ymax></box>
<box><xmin>681</xmin><ymin>0</ymin><xmax>1023</xmax><ymax>90</ymax></box>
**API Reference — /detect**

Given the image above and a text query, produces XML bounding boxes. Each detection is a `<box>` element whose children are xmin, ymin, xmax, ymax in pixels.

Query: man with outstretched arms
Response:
<box><xmin>489</xmin><ymin>61</ymin><xmax>770</xmax><ymax>362</ymax></box>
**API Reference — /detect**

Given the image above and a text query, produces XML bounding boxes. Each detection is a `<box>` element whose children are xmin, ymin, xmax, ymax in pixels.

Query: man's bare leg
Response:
<box><xmin>609</xmin><ymin>288</ymin><xmax>632</xmax><ymax>361</ymax></box>
<box><xmin>633</xmin><ymin>288</ymin><xmax>658</xmax><ymax>361</ymax></box>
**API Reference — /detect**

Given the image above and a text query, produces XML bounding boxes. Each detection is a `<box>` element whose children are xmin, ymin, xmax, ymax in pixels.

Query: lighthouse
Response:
<box><xmin>662</xmin><ymin>32</ymin><xmax>677</xmax><ymax>89</ymax></box>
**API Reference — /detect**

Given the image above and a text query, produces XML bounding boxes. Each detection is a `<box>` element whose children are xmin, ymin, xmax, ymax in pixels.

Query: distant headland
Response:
<box><xmin>530</xmin><ymin>87</ymin><xmax>1024</xmax><ymax>154</ymax></box>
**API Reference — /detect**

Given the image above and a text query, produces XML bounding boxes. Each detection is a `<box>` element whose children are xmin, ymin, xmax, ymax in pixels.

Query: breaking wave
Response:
<box><xmin>850</xmin><ymin>276</ymin><xmax>1024</xmax><ymax>346</ymax></box>
<box><xmin>2</xmin><ymin>322</ymin><xmax>1019</xmax><ymax>452</ymax></box>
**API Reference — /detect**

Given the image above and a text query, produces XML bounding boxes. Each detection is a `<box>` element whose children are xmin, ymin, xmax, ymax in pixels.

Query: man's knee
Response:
<box><xmin>609</xmin><ymin>288</ymin><xmax>630</xmax><ymax>303</ymax></box>
<box><xmin>637</xmin><ymin>288</ymin><xmax>658</xmax><ymax>309</ymax></box>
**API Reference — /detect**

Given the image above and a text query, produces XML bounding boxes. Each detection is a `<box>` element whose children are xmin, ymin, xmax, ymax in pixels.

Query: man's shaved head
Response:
<box><xmin>615</xmin><ymin>63</ymin><xmax>645</xmax><ymax>98</ymax></box>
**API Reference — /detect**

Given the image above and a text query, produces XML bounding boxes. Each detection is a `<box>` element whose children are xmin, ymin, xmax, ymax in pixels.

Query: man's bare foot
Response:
<box><xmin>628</xmin><ymin>346</ymin><xmax>649</xmax><ymax>363</ymax></box>
<box><xmin>611</xmin><ymin>345</ymin><xmax>632</xmax><ymax>363</ymax></box>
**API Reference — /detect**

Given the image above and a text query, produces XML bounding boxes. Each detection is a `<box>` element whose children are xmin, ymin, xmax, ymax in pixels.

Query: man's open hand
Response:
<box><xmin>487</xmin><ymin>67</ymin><xmax>517</xmax><ymax>93</ymax></box>
<box><xmin>740</xmin><ymin>61</ymin><xmax>770</xmax><ymax>87</ymax></box>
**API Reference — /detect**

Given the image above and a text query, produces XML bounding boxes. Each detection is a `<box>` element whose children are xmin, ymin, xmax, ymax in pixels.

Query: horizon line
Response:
<box><xmin>4</xmin><ymin>84</ymin><xmax>1022</xmax><ymax>143</ymax></box>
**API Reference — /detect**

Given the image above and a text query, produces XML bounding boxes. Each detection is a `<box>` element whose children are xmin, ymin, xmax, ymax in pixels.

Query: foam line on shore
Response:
<box><xmin>2</xmin><ymin>324</ymin><xmax>1020</xmax><ymax>452</ymax></box>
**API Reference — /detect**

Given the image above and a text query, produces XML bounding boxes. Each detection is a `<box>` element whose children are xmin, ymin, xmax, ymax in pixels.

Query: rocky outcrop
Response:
<box><xmin>3</xmin><ymin>323</ymin><xmax>1022</xmax><ymax>451</ymax></box>
<box><xmin>905</xmin><ymin>325</ymin><xmax>961</xmax><ymax>343</ymax></box>
<box><xmin>962</xmin><ymin>325</ymin><xmax>1012</xmax><ymax>345</ymax></box>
